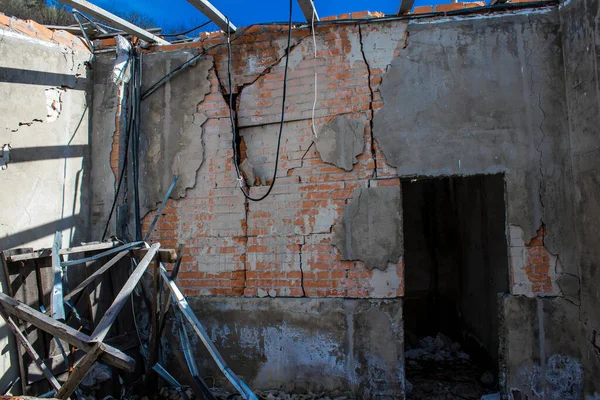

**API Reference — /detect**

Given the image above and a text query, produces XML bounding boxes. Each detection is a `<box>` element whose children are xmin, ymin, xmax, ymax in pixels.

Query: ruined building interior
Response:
<box><xmin>0</xmin><ymin>0</ymin><xmax>599</xmax><ymax>399</ymax></box>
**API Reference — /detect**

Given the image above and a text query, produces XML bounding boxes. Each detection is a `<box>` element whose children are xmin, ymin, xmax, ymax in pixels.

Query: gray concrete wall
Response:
<box><xmin>560</xmin><ymin>0</ymin><xmax>600</xmax><ymax>397</ymax></box>
<box><xmin>86</xmin><ymin>4</ymin><xmax>600</xmax><ymax>398</ymax></box>
<box><xmin>0</xmin><ymin>21</ymin><xmax>92</xmax><ymax>393</ymax></box>
<box><xmin>166</xmin><ymin>297</ymin><xmax>405</xmax><ymax>398</ymax></box>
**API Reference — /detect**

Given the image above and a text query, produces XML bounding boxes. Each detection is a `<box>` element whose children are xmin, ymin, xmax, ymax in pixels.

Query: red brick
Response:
<box><xmin>414</xmin><ymin>6</ymin><xmax>434</xmax><ymax>13</ymax></box>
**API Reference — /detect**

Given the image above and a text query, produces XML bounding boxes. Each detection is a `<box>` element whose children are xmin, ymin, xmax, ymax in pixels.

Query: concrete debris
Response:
<box><xmin>405</xmin><ymin>333</ymin><xmax>470</xmax><ymax>362</ymax></box>
<box><xmin>212</xmin><ymin>388</ymin><xmax>355</xmax><ymax>400</ymax></box>
<box><xmin>158</xmin><ymin>385</ymin><xmax>194</xmax><ymax>400</ymax></box>
<box><xmin>257</xmin><ymin>288</ymin><xmax>269</xmax><ymax>298</ymax></box>
<box><xmin>240</xmin><ymin>158</ymin><xmax>257</xmax><ymax>187</ymax></box>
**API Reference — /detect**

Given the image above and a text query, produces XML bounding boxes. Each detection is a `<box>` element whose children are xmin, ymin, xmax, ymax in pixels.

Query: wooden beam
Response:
<box><xmin>0</xmin><ymin>291</ymin><xmax>134</xmax><ymax>371</ymax></box>
<box><xmin>397</xmin><ymin>0</ymin><xmax>415</xmax><ymax>14</ymax></box>
<box><xmin>6</xmin><ymin>241</ymin><xmax>121</xmax><ymax>263</ymax></box>
<box><xmin>56</xmin><ymin>341</ymin><xmax>105</xmax><ymax>400</ymax></box>
<box><xmin>57</xmin><ymin>0</ymin><xmax>170</xmax><ymax>45</ymax></box>
<box><xmin>91</xmin><ymin>243</ymin><xmax>160</xmax><ymax>342</ymax></box>
<box><xmin>297</xmin><ymin>0</ymin><xmax>319</xmax><ymax>22</ymax></box>
<box><xmin>0</xmin><ymin>307</ymin><xmax>61</xmax><ymax>392</ymax></box>
<box><xmin>131</xmin><ymin>247</ymin><xmax>178</xmax><ymax>263</ymax></box>
<box><xmin>27</xmin><ymin>332</ymin><xmax>138</xmax><ymax>383</ymax></box>
<box><xmin>185</xmin><ymin>0</ymin><xmax>236</xmax><ymax>33</ymax></box>
<box><xmin>63</xmin><ymin>250</ymin><xmax>129</xmax><ymax>302</ymax></box>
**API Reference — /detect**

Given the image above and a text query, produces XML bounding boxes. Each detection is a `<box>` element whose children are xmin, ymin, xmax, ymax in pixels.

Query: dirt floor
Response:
<box><xmin>406</xmin><ymin>357</ymin><xmax>498</xmax><ymax>400</ymax></box>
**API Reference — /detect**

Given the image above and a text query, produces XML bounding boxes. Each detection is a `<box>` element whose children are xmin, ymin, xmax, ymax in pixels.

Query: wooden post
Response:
<box><xmin>63</xmin><ymin>250</ymin><xmax>129</xmax><ymax>302</ymax></box>
<box><xmin>90</xmin><ymin>243</ymin><xmax>160</xmax><ymax>342</ymax></box>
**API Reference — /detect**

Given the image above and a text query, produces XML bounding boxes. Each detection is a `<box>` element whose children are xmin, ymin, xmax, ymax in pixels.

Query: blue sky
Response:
<box><xmin>91</xmin><ymin>0</ymin><xmax>448</xmax><ymax>32</ymax></box>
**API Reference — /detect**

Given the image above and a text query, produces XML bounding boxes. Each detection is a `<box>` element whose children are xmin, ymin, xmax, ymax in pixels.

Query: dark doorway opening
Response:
<box><xmin>402</xmin><ymin>174</ymin><xmax>509</xmax><ymax>399</ymax></box>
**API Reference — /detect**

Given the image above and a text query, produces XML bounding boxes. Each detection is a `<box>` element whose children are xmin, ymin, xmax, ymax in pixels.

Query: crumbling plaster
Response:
<box><xmin>332</xmin><ymin>186</ymin><xmax>403</xmax><ymax>271</ymax></box>
<box><xmin>139</xmin><ymin>50</ymin><xmax>212</xmax><ymax>218</ymax></box>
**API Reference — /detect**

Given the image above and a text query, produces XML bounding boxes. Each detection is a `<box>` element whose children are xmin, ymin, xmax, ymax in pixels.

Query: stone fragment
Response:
<box><xmin>332</xmin><ymin>186</ymin><xmax>403</xmax><ymax>270</ymax></box>
<box><xmin>268</xmin><ymin>289</ymin><xmax>277</xmax><ymax>297</ymax></box>
<box><xmin>315</xmin><ymin>115</ymin><xmax>364</xmax><ymax>171</ymax></box>
<box><xmin>240</xmin><ymin>158</ymin><xmax>256</xmax><ymax>187</ymax></box>
<box><xmin>257</xmin><ymin>288</ymin><xmax>268</xmax><ymax>298</ymax></box>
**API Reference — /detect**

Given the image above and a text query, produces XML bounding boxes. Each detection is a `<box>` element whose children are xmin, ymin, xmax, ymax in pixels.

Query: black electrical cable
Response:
<box><xmin>141</xmin><ymin>24</ymin><xmax>254</xmax><ymax>101</ymax></box>
<box><xmin>132</xmin><ymin>49</ymin><xmax>143</xmax><ymax>240</ymax></box>
<box><xmin>101</xmin><ymin>54</ymin><xmax>135</xmax><ymax>241</ymax></box>
<box><xmin>161</xmin><ymin>21</ymin><xmax>212</xmax><ymax>37</ymax></box>
<box><xmin>227</xmin><ymin>0</ymin><xmax>293</xmax><ymax>202</ymax></box>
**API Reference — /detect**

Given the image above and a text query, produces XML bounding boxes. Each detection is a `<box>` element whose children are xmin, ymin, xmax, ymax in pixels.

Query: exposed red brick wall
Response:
<box><xmin>140</xmin><ymin>22</ymin><xmax>405</xmax><ymax>299</ymax></box>
<box><xmin>524</xmin><ymin>226</ymin><xmax>554</xmax><ymax>294</ymax></box>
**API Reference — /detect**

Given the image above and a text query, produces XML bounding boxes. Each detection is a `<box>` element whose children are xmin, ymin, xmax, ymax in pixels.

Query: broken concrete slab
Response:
<box><xmin>332</xmin><ymin>186</ymin><xmax>403</xmax><ymax>271</ymax></box>
<box><xmin>139</xmin><ymin>51</ymin><xmax>212</xmax><ymax>218</ymax></box>
<box><xmin>314</xmin><ymin>115</ymin><xmax>364</xmax><ymax>172</ymax></box>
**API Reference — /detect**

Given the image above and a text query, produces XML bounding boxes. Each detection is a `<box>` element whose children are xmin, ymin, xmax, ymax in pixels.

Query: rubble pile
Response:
<box><xmin>405</xmin><ymin>333</ymin><xmax>471</xmax><ymax>362</ymax></box>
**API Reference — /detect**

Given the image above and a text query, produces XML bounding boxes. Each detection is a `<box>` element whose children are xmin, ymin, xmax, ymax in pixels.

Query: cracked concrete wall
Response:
<box><xmin>560</xmin><ymin>0</ymin><xmax>600</xmax><ymax>397</ymax></box>
<box><xmin>372</xmin><ymin>9</ymin><xmax>577</xmax><ymax>279</ymax></box>
<box><xmin>500</xmin><ymin>295</ymin><xmax>585</xmax><ymax>399</ymax></box>
<box><xmin>166</xmin><ymin>297</ymin><xmax>404</xmax><ymax>398</ymax></box>
<box><xmin>0</xmin><ymin>24</ymin><xmax>92</xmax><ymax>251</ymax></box>
<box><xmin>139</xmin><ymin>51</ymin><xmax>212</xmax><ymax>220</ymax></box>
<box><xmin>87</xmin><ymin>6</ymin><xmax>600</xmax><ymax>396</ymax></box>
<box><xmin>0</xmin><ymin>20</ymin><xmax>92</xmax><ymax>392</ymax></box>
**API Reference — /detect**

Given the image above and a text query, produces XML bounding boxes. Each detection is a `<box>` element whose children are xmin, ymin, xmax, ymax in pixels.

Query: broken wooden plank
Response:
<box><xmin>55</xmin><ymin>341</ymin><xmax>105</xmax><ymax>400</ymax></box>
<box><xmin>185</xmin><ymin>0</ymin><xmax>236</xmax><ymax>32</ymax></box>
<box><xmin>57</xmin><ymin>0</ymin><xmax>169</xmax><ymax>44</ymax></box>
<box><xmin>297</xmin><ymin>0</ymin><xmax>319</xmax><ymax>22</ymax></box>
<box><xmin>91</xmin><ymin>243</ymin><xmax>160</xmax><ymax>342</ymax></box>
<box><xmin>160</xmin><ymin>265</ymin><xmax>257</xmax><ymax>400</ymax></box>
<box><xmin>63</xmin><ymin>250</ymin><xmax>129</xmax><ymax>302</ymax></box>
<box><xmin>131</xmin><ymin>247</ymin><xmax>178</xmax><ymax>263</ymax></box>
<box><xmin>59</xmin><ymin>241</ymin><xmax>119</xmax><ymax>256</ymax></box>
<box><xmin>0</xmin><ymin>306</ymin><xmax>61</xmax><ymax>392</ymax></box>
<box><xmin>0</xmin><ymin>291</ymin><xmax>134</xmax><ymax>371</ymax></box>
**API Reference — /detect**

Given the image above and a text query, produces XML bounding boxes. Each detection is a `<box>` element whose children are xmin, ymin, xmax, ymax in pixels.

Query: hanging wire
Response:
<box><xmin>227</xmin><ymin>0</ymin><xmax>293</xmax><ymax>202</ymax></box>
<box><xmin>310</xmin><ymin>6</ymin><xmax>319</xmax><ymax>139</ymax></box>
